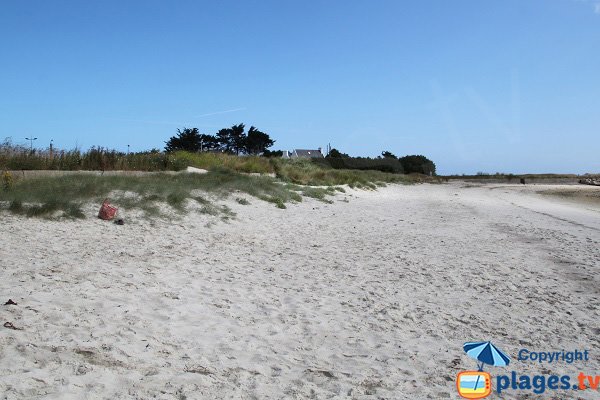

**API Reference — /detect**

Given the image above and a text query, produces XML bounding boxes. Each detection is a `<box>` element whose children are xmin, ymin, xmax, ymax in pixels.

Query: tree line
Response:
<box><xmin>165</xmin><ymin>124</ymin><xmax>275</xmax><ymax>155</ymax></box>
<box><xmin>164</xmin><ymin>126</ymin><xmax>436</xmax><ymax>175</ymax></box>
<box><xmin>324</xmin><ymin>148</ymin><xmax>436</xmax><ymax>175</ymax></box>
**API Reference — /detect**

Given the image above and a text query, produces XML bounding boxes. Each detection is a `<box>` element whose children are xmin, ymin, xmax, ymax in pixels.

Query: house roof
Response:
<box><xmin>293</xmin><ymin>149</ymin><xmax>323</xmax><ymax>158</ymax></box>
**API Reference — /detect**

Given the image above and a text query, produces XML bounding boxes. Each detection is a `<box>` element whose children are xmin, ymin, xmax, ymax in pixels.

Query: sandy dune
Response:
<box><xmin>1</xmin><ymin>183</ymin><xmax>599</xmax><ymax>399</ymax></box>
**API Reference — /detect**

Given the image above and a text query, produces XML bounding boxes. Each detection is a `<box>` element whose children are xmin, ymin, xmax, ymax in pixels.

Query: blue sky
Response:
<box><xmin>1</xmin><ymin>0</ymin><xmax>599</xmax><ymax>174</ymax></box>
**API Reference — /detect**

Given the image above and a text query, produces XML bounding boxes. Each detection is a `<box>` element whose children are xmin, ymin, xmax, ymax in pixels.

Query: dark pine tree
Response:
<box><xmin>199</xmin><ymin>134</ymin><xmax>221</xmax><ymax>151</ymax></box>
<box><xmin>229</xmin><ymin>123</ymin><xmax>247</xmax><ymax>155</ymax></box>
<box><xmin>165</xmin><ymin>128</ymin><xmax>202</xmax><ymax>152</ymax></box>
<box><xmin>216</xmin><ymin>128</ymin><xmax>233</xmax><ymax>153</ymax></box>
<box><xmin>245</xmin><ymin>126</ymin><xmax>275</xmax><ymax>154</ymax></box>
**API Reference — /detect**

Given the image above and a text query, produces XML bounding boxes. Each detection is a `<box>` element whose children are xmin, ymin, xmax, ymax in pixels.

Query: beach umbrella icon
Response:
<box><xmin>463</xmin><ymin>341</ymin><xmax>510</xmax><ymax>371</ymax></box>
<box><xmin>462</xmin><ymin>342</ymin><xmax>510</xmax><ymax>396</ymax></box>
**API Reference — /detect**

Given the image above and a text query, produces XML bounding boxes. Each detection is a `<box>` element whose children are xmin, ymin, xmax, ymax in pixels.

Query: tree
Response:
<box><xmin>216</xmin><ymin>128</ymin><xmax>233</xmax><ymax>153</ymax></box>
<box><xmin>165</xmin><ymin>128</ymin><xmax>202</xmax><ymax>152</ymax></box>
<box><xmin>381</xmin><ymin>151</ymin><xmax>397</xmax><ymax>159</ymax></box>
<box><xmin>245</xmin><ymin>126</ymin><xmax>275</xmax><ymax>154</ymax></box>
<box><xmin>229</xmin><ymin>123</ymin><xmax>246</xmax><ymax>155</ymax></box>
<box><xmin>398</xmin><ymin>155</ymin><xmax>436</xmax><ymax>175</ymax></box>
<box><xmin>199</xmin><ymin>134</ymin><xmax>220</xmax><ymax>151</ymax></box>
<box><xmin>216</xmin><ymin>123</ymin><xmax>246</xmax><ymax>154</ymax></box>
<box><xmin>165</xmin><ymin>123</ymin><xmax>276</xmax><ymax>155</ymax></box>
<box><xmin>326</xmin><ymin>148</ymin><xmax>349</xmax><ymax>158</ymax></box>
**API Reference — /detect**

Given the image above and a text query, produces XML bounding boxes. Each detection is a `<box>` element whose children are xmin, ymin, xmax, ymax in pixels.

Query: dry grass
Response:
<box><xmin>537</xmin><ymin>187</ymin><xmax>600</xmax><ymax>205</ymax></box>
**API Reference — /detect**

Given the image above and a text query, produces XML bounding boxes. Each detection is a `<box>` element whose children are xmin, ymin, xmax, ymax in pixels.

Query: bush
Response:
<box><xmin>262</xmin><ymin>149</ymin><xmax>283</xmax><ymax>158</ymax></box>
<box><xmin>398</xmin><ymin>155</ymin><xmax>436</xmax><ymax>175</ymax></box>
<box><xmin>313</xmin><ymin>157</ymin><xmax>404</xmax><ymax>173</ymax></box>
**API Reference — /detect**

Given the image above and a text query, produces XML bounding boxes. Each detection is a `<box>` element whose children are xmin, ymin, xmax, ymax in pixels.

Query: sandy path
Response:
<box><xmin>1</xmin><ymin>183</ymin><xmax>599</xmax><ymax>399</ymax></box>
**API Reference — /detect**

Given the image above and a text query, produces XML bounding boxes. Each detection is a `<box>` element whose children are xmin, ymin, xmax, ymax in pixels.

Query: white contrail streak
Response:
<box><xmin>193</xmin><ymin>108</ymin><xmax>246</xmax><ymax>118</ymax></box>
<box><xmin>106</xmin><ymin>107</ymin><xmax>246</xmax><ymax>126</ymax></box>
<box><xmin>109</xmin><ymin>118</ymin><xmax>186</xmax><ymax>125</ymax></box>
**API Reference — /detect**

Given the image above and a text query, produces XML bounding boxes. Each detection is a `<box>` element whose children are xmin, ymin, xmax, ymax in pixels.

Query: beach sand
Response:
<box><xmin>1</xmin><ymin>183</ymin><xmax>599</xmax><ymax>399</ymax></box>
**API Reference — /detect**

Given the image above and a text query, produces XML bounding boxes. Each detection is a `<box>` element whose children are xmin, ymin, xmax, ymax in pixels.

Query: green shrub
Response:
<box><xmin>398</xmin><ymin>155</ymin><xmax>436</xmax><ymax>175</ymax></box>
<box><xmin>313</xmin><ymin>156</ymin><xmax>404</xmax><ymax>173</ymax></box>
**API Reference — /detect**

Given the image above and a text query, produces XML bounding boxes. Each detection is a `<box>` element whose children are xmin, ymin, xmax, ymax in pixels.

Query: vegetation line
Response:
<box><xmin>1</xmin><ymin>126</ymin><xmax>441</xmax><ymax>219</ymax></box>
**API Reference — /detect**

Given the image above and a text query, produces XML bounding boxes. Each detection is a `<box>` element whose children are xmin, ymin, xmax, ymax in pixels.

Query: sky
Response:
<box><xmin>1</xmin><ymin>0</ymin><xmax>599</xmax><ymax>175</ymax></box>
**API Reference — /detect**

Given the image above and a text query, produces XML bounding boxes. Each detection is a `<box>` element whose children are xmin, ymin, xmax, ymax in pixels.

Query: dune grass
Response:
<box><xmin>0</xmin><ymin>170</ymin><xmax>339</xmax><ymax>219</ymax></box>
<box><xmin>171</xmin><ymin>151</ymin><xmax>274</xmax><ymax>174</ymax></box>
<box><xmin>0</xmin><ymin>152</ymin><xmax>431</xmax><ymax>219</ymax></box>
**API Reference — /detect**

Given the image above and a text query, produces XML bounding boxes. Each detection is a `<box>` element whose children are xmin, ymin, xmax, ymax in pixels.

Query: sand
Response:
<box><xmin>1</xmin><ymin>183</ymin><xmax>599</xmax><ymax>399</ymax></box>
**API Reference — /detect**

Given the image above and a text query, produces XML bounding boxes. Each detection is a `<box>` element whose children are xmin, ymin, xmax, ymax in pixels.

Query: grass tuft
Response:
<box><xmin>166</xmin><ymin>191</ymin><xmax>187</xmax><ymax>210</ymax></box>
<box><xmin>8</xmin><ymin>200</ymin><xmax>23</xmax><ymax>213</ymax></box>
